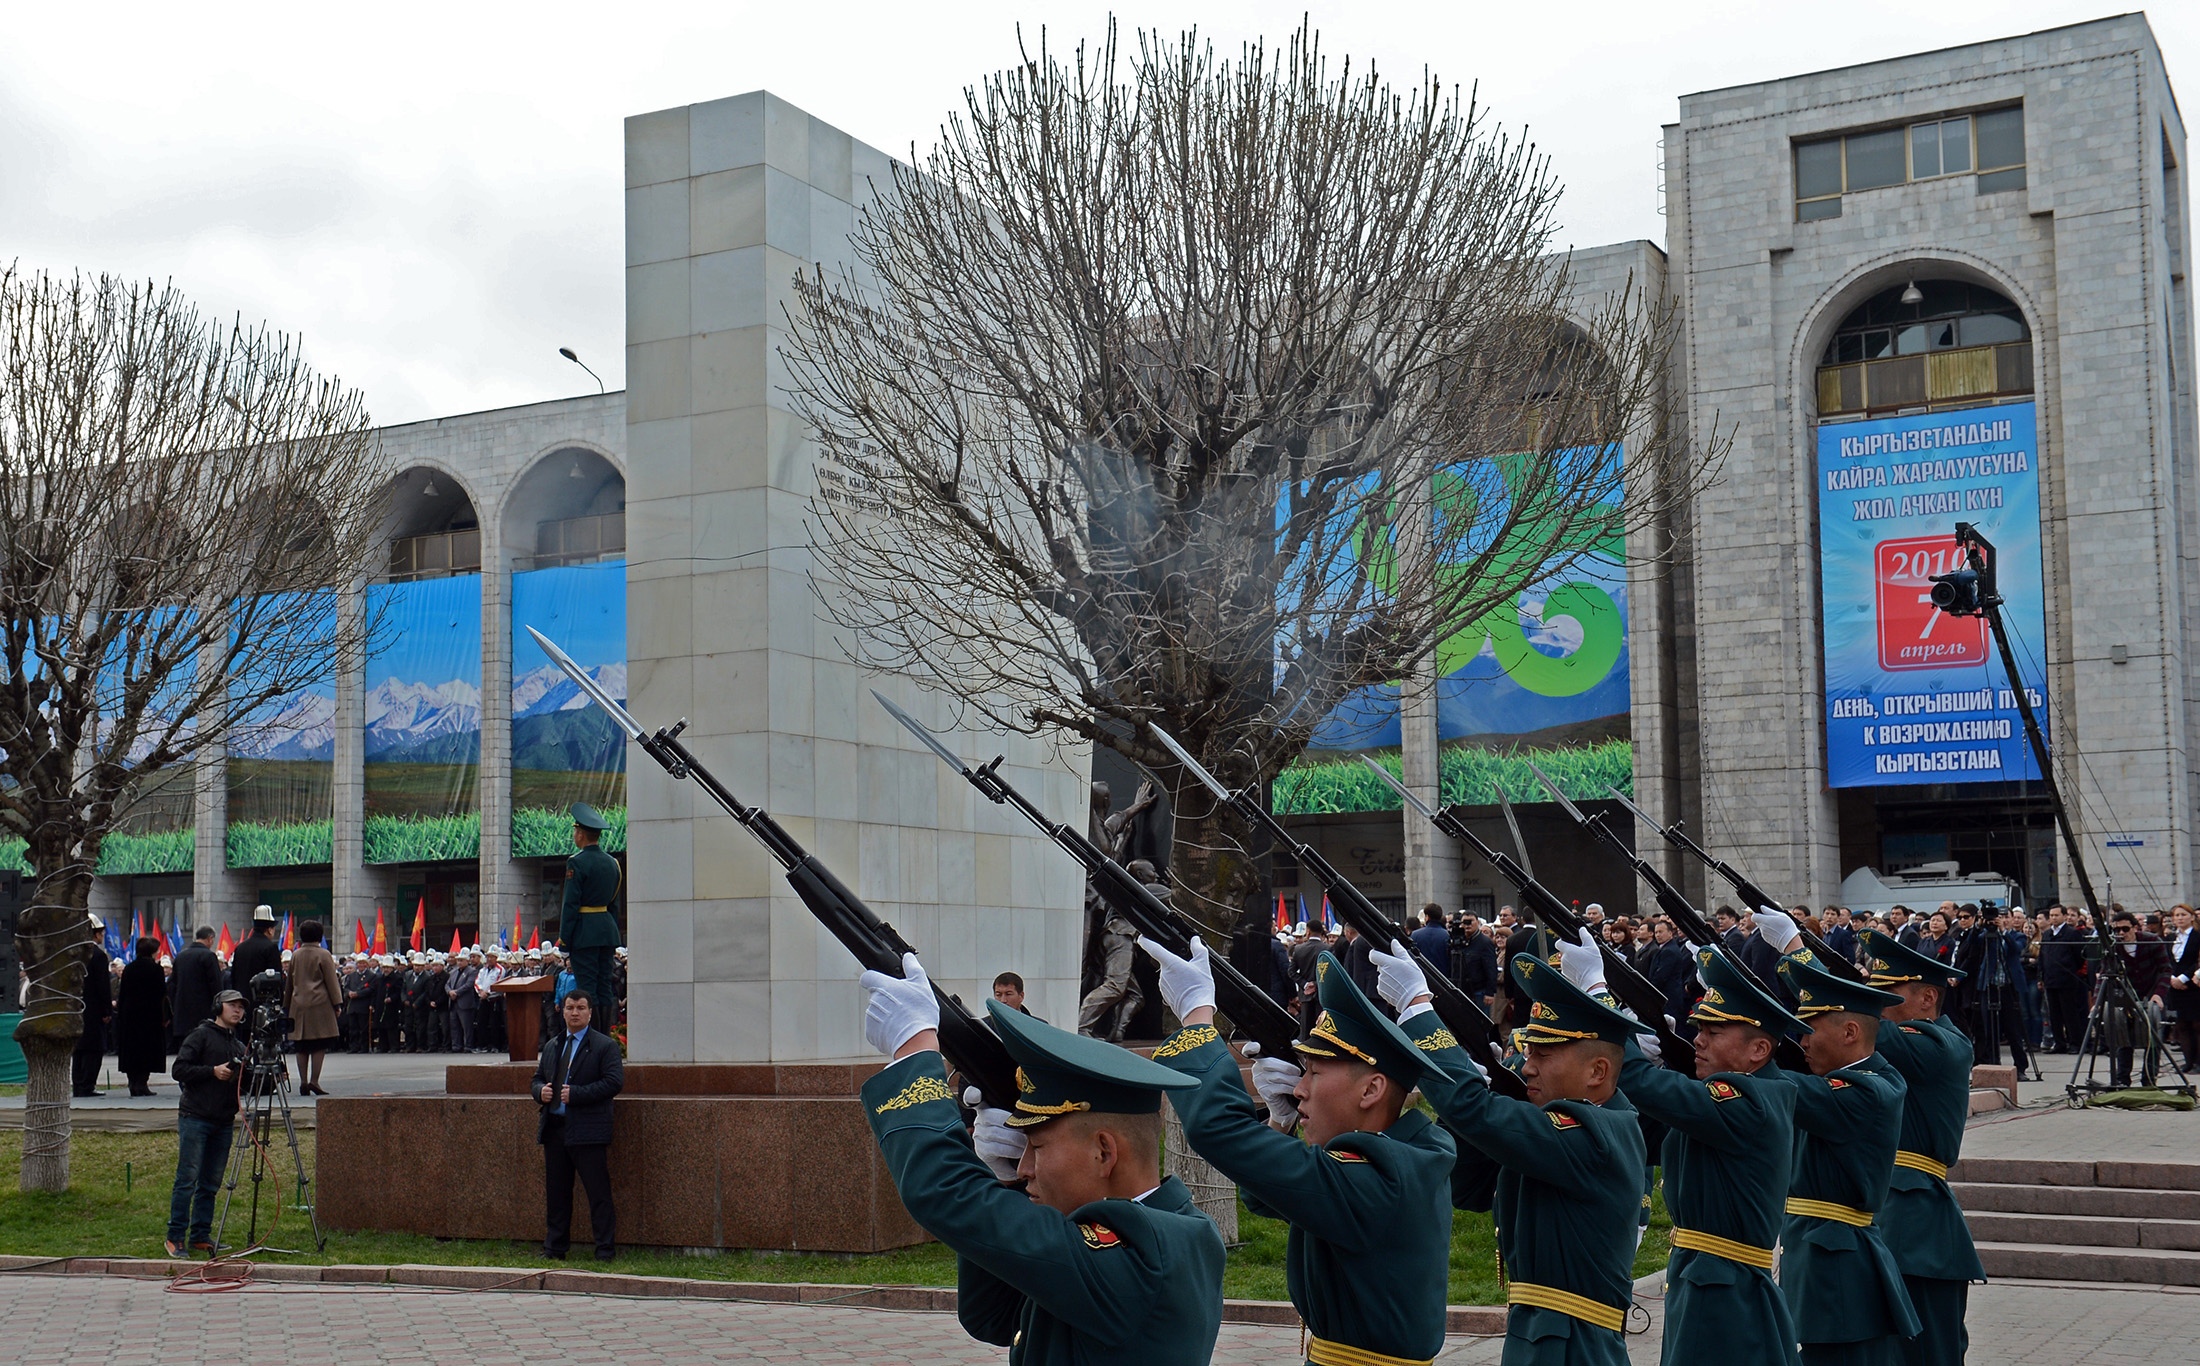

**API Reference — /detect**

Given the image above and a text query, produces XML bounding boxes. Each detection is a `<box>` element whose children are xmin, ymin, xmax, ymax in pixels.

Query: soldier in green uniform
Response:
<box><xmin>1141</xmin><ymin>937</ymin><xmax>1454</xmax><ymax>1366</ymax></box>
<box><xmin>1861</xmin><ymin>930</ymin><xmax>1985</xmax><ymax>1366</ymax></box>
<box><xmin>1770</xmin><ymin>950</ymin><xmax>1921</xmax><ymax>1365</ymax></box>
<box><xmin>1618</xmin><ymin>946</ymin><xmax>1804</xmax><ymax>1366</ymax></box>
<box><xmin>1366</xmin><ymin>936</ymin><xmax>1649</xmax><ymax>1366</ymax></box>
<box><xmin>855</xmin><ymin>952</ymin><xmax>1226</xmax><ymax>1365</ymax></box>
<box><xmin>557</xmin><ymin>803</ymin><xmax>623</xmax><ymax>1025</ymax></box>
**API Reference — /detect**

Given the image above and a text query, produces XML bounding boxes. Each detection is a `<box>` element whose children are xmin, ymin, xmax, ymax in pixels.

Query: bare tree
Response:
<box><xmin>785</xmin><ymin>24</ymin><xmax>1714</xmax><ymax>934</ymax></box>
<box><xmin>2</xmin><ymin>269</ymin><xmax>389</xmax><ymax>1191</ymax></box>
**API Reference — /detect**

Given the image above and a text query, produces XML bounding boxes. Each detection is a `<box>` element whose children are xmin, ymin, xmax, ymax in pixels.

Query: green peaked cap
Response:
<box><xmin>1295</xmin><ymin>950</ymin><xmax>1427</xmax><ymax>1085</ymax></box>
<box><xmin>1510</xmin><ymin>955</ymin><xmax>1656</xmax><ymax>1045</ymax></box>
<box><xmin>985</xmin><ymin>997</ymin><xmax>1197</xmax><ymax>1128</ymax></box>
<box><xmin>1862</xmin><ymin>929</ymin><xmax>1968</xmax><ymax>991</ymax></box>
<box><xmin>1689</xmin><ymin>945</ymin><xmax>1810</xmax><ymax>1038</ymax></box>
<box><xmin>569</xmin><ymin>802</ymin><xmax>610</xmax><ymax>831</ymax></box>
<box><xmin>1778</xmin><ymin>952</ymin><xmax>1904</xmax><ymax>1018</ymax></box>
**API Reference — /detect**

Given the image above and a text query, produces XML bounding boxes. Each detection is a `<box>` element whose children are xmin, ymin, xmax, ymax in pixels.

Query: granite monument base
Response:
<box><xmin>315</xmin><ymin>1063</ymin><xmax>928</xmax><ymax>1253</ymax></box>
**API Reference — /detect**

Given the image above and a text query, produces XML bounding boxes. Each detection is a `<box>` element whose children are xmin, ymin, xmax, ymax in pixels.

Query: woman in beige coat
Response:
<box><xmin>284</xmin><ymin>921</ymin><xmax>345</xmax><ymax>1095</ymax></box>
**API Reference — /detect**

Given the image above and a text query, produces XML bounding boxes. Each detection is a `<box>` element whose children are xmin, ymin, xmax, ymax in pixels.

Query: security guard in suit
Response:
<box><xmin>1772</xmin><ymin>952</ymin><xmax>1921</xmax><ymax>1365</ymax></box>
<box><xmin>1618</xmin><ymin>947</ymin><xmax>1804</xmax><ymax>1366</ymax></box>
<box><xmin>856</xmin><ymin>954</ymin><xmax>1226</xmax><ymax>1366</ymax></box>
<box><xmin>1861</xmin><ymin>931</ymin><xmax>1985</xmax><ymax>1366</ymax></box>
<box><xmin>558</xmin><ymin>803</ymin><xmax>623</xmax><ymax>1025</ymax></box>
<box><xmin>1373</xmin><ymin>936</ymin><xmax>1650</xmax><ymax>1366</ymax></box>
<box><xmin>1143</xmin><ymin>940</ymin><xmax>1455</xmax><ymax>1366</ymax></box>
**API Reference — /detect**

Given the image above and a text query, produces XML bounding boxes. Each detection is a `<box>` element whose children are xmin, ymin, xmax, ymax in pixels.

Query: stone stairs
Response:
<box><xmin>1953</xmin><ymin>1155</ymin><xmax>2200</xmax><ymax>1286</ymax></box>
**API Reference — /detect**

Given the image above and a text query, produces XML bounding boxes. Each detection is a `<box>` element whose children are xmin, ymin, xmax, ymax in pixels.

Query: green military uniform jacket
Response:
<box><xmin>1407</xmin><ymin>1013</ymin><xmax>1641</xmax><ymax>1366</ymax></box>
<box><xmin>1770</xmin><ymin>1057</ymin><xmax>1920</xmax><ymax>1354</ymax></box>
<box><xmin>1160</xmin><ymin>1023</ymin><xmax>1454</xmax><ymax>1365</ymax></box>
<box><xmin>1619</xmin><ymin>1045</ymin><xmax>1800</xmax><ymax>1366</ymax></box>
<box><xmin>860</xmin><ymin>1052</ymin><xmax>1226</xmax><ymax>1366</ymax></box>
<box><xmin>1872</xmin><ymin>1018</ymin><xmax>1986</xmax><ymax>1284</ymax></box>
<box><xmin>559</xmin><ymin>844</ymin><xmax>623</xmax><ymax>950</ymax></box>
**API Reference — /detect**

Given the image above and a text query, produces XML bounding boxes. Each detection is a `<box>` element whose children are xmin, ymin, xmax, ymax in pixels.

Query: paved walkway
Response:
<box><xmin>1</xmin><ymin>1053</ymin><xmax>465</xmax><ymax>1129</ymax></box>
<box><xmin>1961</xmin><ymin>1096</ymin><xmax>2198</xmax><ymax>1163</ymax></box>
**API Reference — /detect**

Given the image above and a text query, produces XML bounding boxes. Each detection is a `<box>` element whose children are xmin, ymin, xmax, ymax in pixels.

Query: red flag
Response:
<box><xmin>449</xmin><ymin>927</ymin><xmax>462</xmax><ymax>955</ymax></box>
<box><xmin>354</xmin><ymin>920</ymin><xmax>370</xmax><ymax>955</ymax></box>
<box><xmin>1274</xmin><ymin>892</ymin><xmax>1289</xmax><ymax>932</ymax></box>
<box><xmin>215</xmin><ymin>923</ymin><xmax>236</xmax><ymax>962</ymax></box>
<box><xmin>372</xmin><ymin>906</ymin><xmax>388</xmax><ymax>955</ymax></box>
<box><xmin>409</xmin><ymin>897</ymin><xmax>426</xmax><ymax>952</ymax></box>
<box><xmin>281</xmin><ymin>913</ymin><xmax>296</xmax><ymax>952</ymax></box>
<box><xmin>526</xmin><ymin>924</ymin><xmax>540</xmax><ymax>951</ymax></box>
<box><xmin>513</xmin><ymin>905</ymin><xmax>524</xmax><ymax>951</ymax></box>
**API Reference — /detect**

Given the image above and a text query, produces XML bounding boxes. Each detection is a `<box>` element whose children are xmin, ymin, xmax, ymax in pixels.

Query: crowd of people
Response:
<box><xmin>1253</xmin><ymin>896</ymin><xmax>2199</xmax><ymax>1089</ymax></box>
<box><xmin>70</xmin><ymin>905</ymin><xmax>631</xmax><ymax>1098</ymax></box>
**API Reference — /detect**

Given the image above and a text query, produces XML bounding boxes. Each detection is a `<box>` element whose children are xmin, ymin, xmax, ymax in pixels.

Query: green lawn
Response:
<box><xmin>1</xmin><ymin>1130</ymin><xmax>1668</xmax><ymax>1302</ymax></box>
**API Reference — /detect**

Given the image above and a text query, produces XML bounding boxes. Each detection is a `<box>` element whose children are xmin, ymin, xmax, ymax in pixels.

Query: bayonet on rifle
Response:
<box><xmin>871</xmin><ymin>692</ymin><xmax>1301</xmax><ymax>1059</ymax></box>
<box><xmin>1149</xmin><ymin>725</ymin><xmax>1526</xmax><ymax>1098</ymax></box>
<box><xmin>525</xmin><ymin>627</ymin><xmax>1019</xmax><ymax>1106</ymax></box>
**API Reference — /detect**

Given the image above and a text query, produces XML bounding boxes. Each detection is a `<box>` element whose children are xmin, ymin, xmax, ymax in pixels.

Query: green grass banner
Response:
<box><xmin>1274</xmin><ymin>739</ymin><xmax>1634</xmax><ymax>815</ymax></box>
<box><xmin>227</xmin><ymin>819</ymin><xmax>334</xmax><ymax>868</ymax></box>
<box><xmin>363</xmin><ymin>811</ymin><xmax>481</xmax><ymax>865</ymax></box>
<box><xmin>513</xmin><ymin>805</ymin><xmax>626</xmax><ymax>857</ymax></box>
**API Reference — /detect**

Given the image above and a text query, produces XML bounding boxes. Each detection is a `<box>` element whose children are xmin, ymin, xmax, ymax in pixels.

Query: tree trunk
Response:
<box><xmin>1164</xmin><ymin>1094</ymin><xmax>1238</xmax><ymax>1244</ymax></box>
<box><xmin>1167</xmin><ymin>784</ymin><xmax>1260</xmax><ymax>939</ymax></box>
<box><xmin>16</xmin><ymin>1038</ymin><xmax>73</xmax><ymax>1191</ymax></box>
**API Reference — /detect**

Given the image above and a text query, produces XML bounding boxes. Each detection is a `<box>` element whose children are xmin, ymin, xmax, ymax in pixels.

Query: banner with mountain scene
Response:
<box><xmin>364</xmin><ymin>574</ymin><xmax>482</xmax><ymax>864</ymax></box>
<box><xmin>1274</xmin><ymin>464</ymin><xmax>1633</xmax><ymax>815</ymax></box>
<box><xmin>511</xmin><ymin>561</ymin><xmax>626</xmax><ymax>859</ymax></box>
<box><xmin>226</xmin><ymin>590</ymin><xmax>337</xmax><ymax>867</ymax></box>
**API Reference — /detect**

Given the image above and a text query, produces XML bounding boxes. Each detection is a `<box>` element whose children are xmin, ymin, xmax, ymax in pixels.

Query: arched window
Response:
<box><xmin>1815</xmin><ymin>280</ymin><xmax>2032</xmax><ymax>418</ymax></box>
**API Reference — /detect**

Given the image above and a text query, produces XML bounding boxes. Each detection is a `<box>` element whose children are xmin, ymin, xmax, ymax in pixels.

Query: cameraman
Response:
<box><xmin>166</xmin><ymin>988</ymin><xmax>247</xmax><ymax>1258</ymax></box>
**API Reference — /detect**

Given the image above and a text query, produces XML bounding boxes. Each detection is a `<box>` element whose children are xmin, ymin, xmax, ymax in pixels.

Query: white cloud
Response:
<box><xmin>4</xmin><ymin>1</ymin><xmax>2188</xmax><ymax>425</ymax></box>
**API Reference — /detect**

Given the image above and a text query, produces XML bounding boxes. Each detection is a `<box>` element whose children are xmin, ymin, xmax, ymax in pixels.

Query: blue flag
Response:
<box><xmin>103</xmin><ymin>919</ymin><xmax>123</xmax><ymax>962</ymax></box>
<box><xmin>168</xmin><ymin>918</ymin><xmax>185</xmax><ymax>956</ymax></box>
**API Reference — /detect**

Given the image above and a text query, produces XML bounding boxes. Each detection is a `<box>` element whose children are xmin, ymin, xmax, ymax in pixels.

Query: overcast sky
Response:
<box><xmin>2</xmin><ymin>3</ymin><xmax>2190</xmax><ymax>426</ymax></box>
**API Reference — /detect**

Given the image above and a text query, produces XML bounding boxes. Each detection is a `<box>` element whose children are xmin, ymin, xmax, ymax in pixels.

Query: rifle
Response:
<box><xmin>872</xmin><ymin>693</ymin><xmax>1303</xmax><ymax>1060</ymax></box>
<box><xmin>1355</xmin><ymin>758</ymin><xmax>1696</xmax><ymax>1074</ymax></box>
<box><xmin>1148</xmin><ymin>725</ymin><xmax>1528</xmax><ymax>1099</ymax></box>
<box><xmin>1602</xmin><ymin>786</ymin><xmax>1866</xmax><ymax>983</ymax></box>
<box><xmin>524</xmin><ymin>627</ymin><xmax>1019</xmax><ymax>1107</ymax></box>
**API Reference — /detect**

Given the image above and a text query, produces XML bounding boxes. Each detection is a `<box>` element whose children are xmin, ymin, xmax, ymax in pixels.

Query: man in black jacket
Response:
<box><xmin>168</xmin><ymin>928</ymin><xmax>224</xmax><ymax>1052</ymax></box>
<box><xmin>533</xmin><ymin>988</ymin><xmax>624</xmax><ymax>1260</ymax></box>
<box><xmin>2038</xmin><ymin>906</ymin><xmax>2092</xmax><ymax>1052</ymax></box>
<box><xmin>1954</xmin><ymin>903</ymin><xmax>2034</xmax><ymax>1076</ymax></box>
<box><xmin>166</xmin><ymin>989</ymin><xmax>246</xmax><ymax>1258</ymax></box>
<box><xmin>74</xmin><ymin>917</ymin><xmax>114</xmax><ymax>1098</ymax></box>
<box><xmin>229</xmin><ymin>906</ymin><xmax>283</xmax><ymax>992</ymax></box>
<box><xmin>1450</xmin><ymin>913</ymin><xmax>1499</xmax><ymax>1011</ymax></box>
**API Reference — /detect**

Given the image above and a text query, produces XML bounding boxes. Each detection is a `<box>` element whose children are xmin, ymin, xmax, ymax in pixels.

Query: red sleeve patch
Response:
<box><xmin>1827</xmin><ymin>1077</ymin><xmax>1851</xmax><ymax>1089</ymax></box>
<box><xmin>1327</xmin><ymin>1149</ymin><xmax>1370</xmax><ymax>1163</ymax></box>
<box><xmin>1706</xmin><ymin>1081</ymin><xmax>1740</xmax><ymax>1102</ymax></box>
<box><xmin>1079</xmin><ymin>1222</ymin><xmax>1121</xmax><ymax>1249</ymax></box>
<box><xmin>1549</xmin><ymin>1111</ymin><xmax>1581</xmax><ymax>1129</ymax></box>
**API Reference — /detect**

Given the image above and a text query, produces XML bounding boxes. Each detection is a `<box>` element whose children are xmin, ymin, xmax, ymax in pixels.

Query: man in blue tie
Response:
<box><xmin>533</xmin><ymin>989</ymin><xmax>623</xmax><ymax>1260</ymax></box>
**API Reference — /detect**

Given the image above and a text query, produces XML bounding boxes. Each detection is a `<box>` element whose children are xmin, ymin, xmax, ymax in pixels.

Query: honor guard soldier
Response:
<box><xmin>559</xmin><ymin>803</ymin><xmax>623</xmax><ymax>1024</ymax></box>
<box><xmin>1860</xmin><ymin>930</ymin><xmax>1985</xmax><ymax>1366</ymax></box>
<box><xmin>1371</xmin><ymin>936</ymin><xmax>1649</xmax><ymax>1366</ymax></box>
<box><xmin>1143</xmin><ymin>939</ymin><xmax>1454</xmax><ymax>1366</ymax></box>
<box><xmin>855</xmin><ymin>953</ymin><xmax>1225</xmax><ymax>1365</ymax></box>
<box><xmin>1618</xmin><ymin>947</ymin><xmax>1804</xmax><ymax>1366</ymax></box>
<box><xmin>1769</xmin><ymin>938</ymin><xmax>1921</xmax><ymax>1366</ymax></box>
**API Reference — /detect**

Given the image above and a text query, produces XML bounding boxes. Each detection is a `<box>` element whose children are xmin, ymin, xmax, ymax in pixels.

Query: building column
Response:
<box><xmin>478</xmin><ymin>521</ymin><xmax>530</xmax><ymax>945</ymax></box>
<box><xmin>330</xmin><ymin>579</ymin><xmax>377</xmax><ymax>950</ymax></box>
<box><xmin>1400</xmin><ymin>654</ymin><xmax>1458</xmax><ymax>915</ymax></box>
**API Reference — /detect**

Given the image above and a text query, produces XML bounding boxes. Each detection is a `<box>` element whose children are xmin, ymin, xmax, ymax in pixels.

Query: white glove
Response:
<box><xmin>964</xmin><ymin>1087</ymin><xmax>1027</xmax><ymax>1180</ymax></box>
<box><xmin>1251</xmin><ymin>1056</ymin><xmax>1303</xmax><ymax>1132</ymax></box>
<box><xmin>1638</xmin><ymin>1030</ymin><xmax>1664</xmax><ymax>1066</ymax></box>
<box><xmin>1555</xmin><ymin>928</ymin><xmax>1608</xmax><ymax>994</ymax></box>
<box><xmin>1367</xmin><ymin>941</ymin><xmax>1430</xmax><ymax>1012</ymax></box>
<box><xmin>858</xmin><ymin>952</ymin><xmax>940</xmax><ymax>1057</ymax></box>
<box><xmin>1136</xmin><ymin>935</ymin><xmax>1217</xmax><ymax>1018</ymax></box>
<box><xmin>1753</xmin><ymin>907</ymin><xmax>1802</xmax><ymax>954</ymax></box>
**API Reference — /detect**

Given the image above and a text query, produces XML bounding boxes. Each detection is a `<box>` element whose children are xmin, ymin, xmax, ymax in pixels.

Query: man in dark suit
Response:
<box><xmin>534</xmin><ymin>988</ymin><xmax>624</xmax><ymax>1260</ymax></box>
<box><xmin>229</xmin><ymin>906</ymin><xmax>283</xmax><ymax>992</ymax></box>
<box><xmin>73</xmin><ymin>917</ymin><xmax>113</xmax><ymax>1098</ymax></box>
<box><xmin>2038</xmin><ymin>905</ymin><xmax>2091</xmax><ymax>1053</ymax></box>
<box><xmin>1408</xmin><ymin>904</ymin><xmax>1451</xmax><ymax>974</ymax></box>
<box><xmin>1450</xmin><ymin>912</ymin><xmax>1500</xmax><ymax>1011</ymax></box>
<box><xmin>169</xmin><ymin>927</ymin><xmax>224</xmax><ymax>1050</ymax></box>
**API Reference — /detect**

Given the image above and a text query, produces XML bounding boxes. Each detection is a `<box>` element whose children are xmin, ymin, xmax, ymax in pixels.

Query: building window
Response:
<box><xmin>1815</xmin><ymin>281</ymin><xmax>2032</xmax><ymax>418</ymax></box>
<box><xmin>518</xmin><ymin>512</ymin><xmax>625</xmax><ymax>571</ymax></box>
<box><xmin>388</xmin><ymin>526</ymin><xmax>482</xmax><ymax>582</ymax></box>
<box><xmin>1794</xmin><ymin>105</ymin><xmax>2025</xmax><ymax>220</ymax></box>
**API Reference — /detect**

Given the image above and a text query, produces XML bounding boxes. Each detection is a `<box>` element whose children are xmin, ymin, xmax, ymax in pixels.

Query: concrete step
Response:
<box><xmin>1965</xmin><ymin>1209</ymin><xmax>2200</xmax><ymax>1251</ymax></box>
<box><xmin>1950</xmin><ymin>1157</ymin><xmax>2200</xmax><ymax>1191</ymax></box>
<box><xmin>1973</xmin><ymin>1240</ymin><xmax>2200</xmax><ymax>1287</ymax></box>
<box><xmin>1951</xmin><ymin>1180</ymin><xmax>2200</xmax><ymax>1221</ymax></box>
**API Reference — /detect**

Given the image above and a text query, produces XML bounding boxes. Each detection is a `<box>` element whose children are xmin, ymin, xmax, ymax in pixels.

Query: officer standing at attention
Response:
<box><xmin>1764</xmin><ymin>930</ymin><xmax>1921</xmax><ymax>1365</ymax></box>
<box><xmin>1142</xmin><ymin>939</ymin><xmax>1454</xmax><ymax>1366</ymax></box>
<box><xmin>1371</xmin><ymin>937</ymin><xmax>1649</xmax><ymax>1366</ymax></box>
<box><xmin>558</xmin><ymin>803</ymin><xmax>623</xmax><ymax>1024</ymax></box>
<box><xmin>1859</xmin><ymin>930</ymin><xmax>1985</xmax><ymax>1366</ymax></box>
<box><xmin>1617</xmin><ymin>947</ymin><xmax>1804</xmax><ymax>1366</ymax></box>
<box><xmin>856</xmin><ymin>953</ymin><xmax>1226</xmax><ymax>1365</ymax></box>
